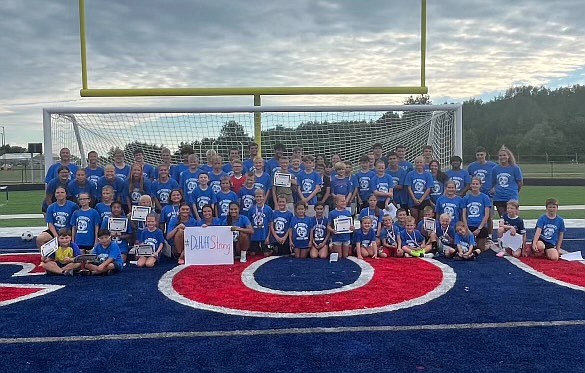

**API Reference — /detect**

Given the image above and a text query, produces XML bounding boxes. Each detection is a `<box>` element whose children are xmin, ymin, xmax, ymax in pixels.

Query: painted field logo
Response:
<box><xmin>0</xmin><ymin>253</ymin><xmax>64</xmax><ymax>307</ymax></box>
<box><xmin>159</xmin><ymin>257</ymin><xmax>456</xmax><ymax>318</ymax></box>
<box><xmin>505</xmin><ymin>255</ymin><xmax>585</xmax><ymax>292</ymax></box>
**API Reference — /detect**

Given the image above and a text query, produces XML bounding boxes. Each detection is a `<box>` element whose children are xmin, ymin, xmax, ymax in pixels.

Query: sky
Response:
<box><xmin>1</xmin><ymin>0</ymin><xmax>584</xmax><ymax>147</ymax></box>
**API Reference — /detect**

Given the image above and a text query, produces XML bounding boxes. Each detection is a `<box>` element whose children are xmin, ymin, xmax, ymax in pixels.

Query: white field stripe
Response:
<box><xmin>1</xmin><ymin>319</ymin><xmax>584</xmax><ymax>345</ymax></box>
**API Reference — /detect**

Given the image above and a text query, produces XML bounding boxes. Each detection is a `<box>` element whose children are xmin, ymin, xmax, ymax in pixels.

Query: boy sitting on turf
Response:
<box><xmin>40</xmin><ymin>228</ymin><xmax>82</xmax><ymax>276</ymax></box>
<box><xmin>398</xmin><ymin>216</ymin><xmax>433</xmax><ymax>258</ymax></box>
<box><xmin>86</xmin><ymin>229</ymin><xmax>124</xmax><ymax>275</ymax></box>
<box><xmin>531</xmin><ymin>198</ymin><xmax>565</xmax><ymax>261</ymax></box>
<box><xmin>496</xmin><ymin>200</ymin><xmax>526</xmax><ymax>258</ymax></box>
<box><xmin>433</xmin><ymin>213</ymin><xmax>456</xmax><ymax>258</ymax></box>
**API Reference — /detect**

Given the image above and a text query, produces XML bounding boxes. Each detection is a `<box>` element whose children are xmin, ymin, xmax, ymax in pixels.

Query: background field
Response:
<box><xmin>0</xmin><ymin>187</ymin><xmax>582</xmax><ymax>228</ymax></box>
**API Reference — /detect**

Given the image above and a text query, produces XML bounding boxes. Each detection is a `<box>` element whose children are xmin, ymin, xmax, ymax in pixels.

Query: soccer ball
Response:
<box><xmin>21</xmin><ymin>231</ymin><xmax>34</xmax><ymax>241</ymax></box>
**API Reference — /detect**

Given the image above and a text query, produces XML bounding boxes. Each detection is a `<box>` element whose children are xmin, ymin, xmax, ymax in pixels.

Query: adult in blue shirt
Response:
<box><xmin>404</xmin><ymin>156</ymin><xmax>434</xmax><ymax>222</ymax></box>
<box><xmin>446</xmin><ymin>156</ymin><xmax>472</xmax><ymax>196</ymax></box>
<box><xmin>44</xmin><ymin>147</ymin><xmax>79</xmax><ymax>183</ymax></box>
<box><xmin>44</xmin><ymin>166</ymin><xmax>72</xmax><ymax>213</ymax></box>
<box><xmin>84</xmin><ymin>150</ymin><xmax>105</xmax><ymax>185</ymax></box>
<box><xmin>462</xmin><ymin>178</ymin><xmax>492</xmax><ymax>252</ymax></box>
<box><xmin>467</xmin><ymin>146</ymin><xmax>497</xmax><ymax>195</ymax></box>
<box><xmin>68</xmin><ymin>168</ymin><xmax>98</xmax><ymax>204</ymax></box>
<box><xmin>490</xmin><ymin>146</ymin><xmax>523</xmax><ymax>217</ymax></box>
<box><xmin>37</xmin><ymin>186</ymin><xmax>78</xmax><ymax>250</ymax></box>
<box><xmin>97</xmin><ymin>165</ymin><xmax>125</xmax><ymax>203</ymax></box>
<box><xmin>150</xmin><ymin>164</ymin><xmax>179</xmax><ymax>211</ymax></box>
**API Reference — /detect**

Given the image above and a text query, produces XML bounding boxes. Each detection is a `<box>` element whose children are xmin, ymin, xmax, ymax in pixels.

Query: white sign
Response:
<box><xmin>501</xmin><ymin>230</ymin><xmax>523</xmax><ymax>250</ymax></box>
<box><xmin>273</xmin><ymin>172</ymin><xmax>292</xmax><ymax>187</ymax></box>
<box><xmin>40</xmin><ymin>237</ymin><xmax>58</xmax><ymax>258</ymax></box>
<box><xmin>131</xmin><ymin>206</ymin><xmax>151</xmax><ymax>222</ymax></box>
<box><xmin>184</xmin><ymin>226</ymin><xmax>234</xmax><ymax>265</ymax></box>
<box><xmin>108</xmin><ymin>217</ymin><xmax>128</xmax><ymax>232</ymax></box>
<box><xmin>334</xmin><ymin>216</ymin><xmax>353</xmax><ymax>234</ymax></box>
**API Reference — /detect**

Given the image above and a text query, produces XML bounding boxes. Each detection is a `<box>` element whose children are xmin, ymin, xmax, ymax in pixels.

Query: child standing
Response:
<box><xmin>496</xmin><ymin>200</ymin><xmax>526</xmax><ymax>258</ymax></box>
<box><xmin>371</xmin><ymin>160</ymin><xmax>394</xmax><ymax>210</ymax></box>
<box><xmin>532</xmin><ymin>198</ymin><xmax>565</xmax><ymax>261</ymax></box>
<box><xmin>239</xmin><ymin>173</ymin><xmax>257</xmax><ymax>216</ymax></box>
<box><xmin>101</xmin><ymin>201</ymin><xmax>133</xmax><ymax>262</ymax></box>
<box><xmin>190</xmin><ymin>173</ymin><xmax>216</xmax><ymax>220</ymax></box>
<box><xmin>462</xmin><ymin>177</ymin><xmax>492</xmax><ymax>252</ymax></box>
<box><xmin>71</xmin><ymin>192</ymin><xmax>101</xmax><ymax>253</ymax></box>
<box><xmin>215</xmin><ymin>176</ymin><xmax>239</xmax><ymax>219</ymax></box>
<box><xmin>270</xmin><ymin>195</ymin><xmax>293</xmax><ymax>256</ymax></box>
<box><xmin>248</xmin><ymin>188</ymin><xmax>273</xmax><ymax>256</ymax></box>
<box><xmin>310</xmin><ymin>202</ymin><xmax>330</xmax><ymax>259</ymax></box>
<box><xmin>297</xmin><ymin>156</ymin><xmax>322</xmax><ymax>217</ymax></box>
<box><xmin>271</xmin><ymin>157</ymin><xmax>295</xmax><ymax>212</ymax></box>
<box><xmin>328</xmin><ymin>195</ymin><xmax>354</xmax><ymax>258</ymax></box>
<box><xmin>359</xmin><ymin>195</ymin><xmax>382</xmax><ymax>233</ymax></box>
<box><xmin>289</xmin><ymin>202</ymin><xmax>312</xmax><ymax>259</ymax></box>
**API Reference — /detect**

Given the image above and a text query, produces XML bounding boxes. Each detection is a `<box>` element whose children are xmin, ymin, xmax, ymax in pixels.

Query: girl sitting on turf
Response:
<box><xmin>40</xmin><ymin>228</ymin><xmax>82</xmax><ymax>276</ymax></box>
<box><xmin>454</xmin><ymin>221</ymin><xmax>482</xmax><ymax>260</ymax></box>
<box><xmin>289</xmin><ymin>202</ymin><xmax>312</xmax><ymax>259</ymax></box>
<box><xmin>496</xmin><ymin>200</ymin><xmax>526</xmax><ymax>258</ymax></box>
<box><xmin>310</xmin><ymin>202</ymin><xmax>330</xmax><ymax>259</ymax></box>
<box><xmin>130</xmin><ymin>194</ymin><xmax>155</xmax><ymax>245</ymax></box>
<box><xmin>355</xmin><ymin>216</ymin><xmax>381</xmax><ymax>259</ymax></box>
<box><xmin>225</xmin><ymin>202</ymin><xmax>254</xmax><ymax>263</ymax></box>
<box><xmin>433</xmin><ymin>213</ymin><xmax>456</xmax><ymax>258</ymax></box>
<box><xmin>166</xmin><ymin>203</ymin><xmax>198</xmax><ymax>265</ymax></box>
<box><xmin>378</xmin><ymin>215</ymin><xmax>401</xmax><ymax>257</ymax></box>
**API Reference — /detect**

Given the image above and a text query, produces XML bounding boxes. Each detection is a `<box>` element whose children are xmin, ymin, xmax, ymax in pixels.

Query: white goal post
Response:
<box><xmin>42</xmin><ymin>105</ymin><xmax>462</xmax><ymax>173</ymax></box>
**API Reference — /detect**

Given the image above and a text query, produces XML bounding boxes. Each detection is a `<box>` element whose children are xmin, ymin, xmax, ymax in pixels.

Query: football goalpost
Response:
<box><xmin>42</xmin><ymin>105</ymin><xmax>462</xmax><ymax>172</ymax></box>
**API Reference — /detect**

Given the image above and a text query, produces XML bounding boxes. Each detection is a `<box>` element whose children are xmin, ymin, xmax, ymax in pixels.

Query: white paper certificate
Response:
<box><xmin>108</xmin><ymin>217</ymin><xmax>128</xmax><ymax>232</ymax></box>
<box><xmin>423</xmin><ymin>218</ymin><xmax>436</xmax><ymax>232</ymax></box>
<box><xmin>131</xmin><ymin>206</ymin><xmax>151</xmax><ymax>222</ymax></box>
<box><xmin>40</xmin><ymin>237</ymin><xmax>58</xmax><ymax>258</ymax></box>
<box><xmin>273</xmin><ymin>172</ymin><xmax>292</xmax><ymax>187</ymax></box>
<box><xmin>334</xmin><ymin>216</ymin><xmax>353</xmax><ymax>234</ymax></box>
<box><xmin>501</xmin><ymin>230</ymin><xmax>523</xmax><ymax>250</ymax></box>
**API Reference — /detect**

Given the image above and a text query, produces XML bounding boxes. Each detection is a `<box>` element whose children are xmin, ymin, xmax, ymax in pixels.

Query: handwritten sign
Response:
<box><xmin>184</xmin><ymin>226</ymin><xmax>234</xmax><ymax>265</ymax></box>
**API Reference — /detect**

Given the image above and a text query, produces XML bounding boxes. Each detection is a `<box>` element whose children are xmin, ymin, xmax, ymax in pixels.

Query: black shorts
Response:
<box><xmin>42</xmin><ymin>229</ymin><xmax>56</xmax><ymax>238</ymax></box>
<box><xmin>493</xmin><ymin>201</ymin><xmax>507</xmax><ymax>211</ymax></box>
<box><xmin>468</xmin><ymin>226</ymin><xmax>489</xmax><ymax>239</ymax></box>
<box><xmin>78</xmin><ymin>245</ymin><xmax>94</xmax><ymax>252</ymax></box>
<box><xmin>538</xmin><ymin>238</ymin><xmax>556</xmax><ymax>250</ymax></box>
<box><xmin>411</xmin><ymin>199</ymin><xmax>432</xmax><ymax>211</ymax></box>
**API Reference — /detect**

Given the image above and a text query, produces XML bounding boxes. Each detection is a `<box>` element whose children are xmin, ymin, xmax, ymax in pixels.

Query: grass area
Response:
<box><xmin>0</xmin><ymin>218</ymin><xmax>45</xmax><ymax>227</ymax></box>
<box><xmin>519</xmin><ymin>186</ymin><xmax>585</xmax><ymax>205</ymax></box>
<box><xmin>519</xmin><ymin>163</ymin><xmax>584</xmax><ymax>179</ymax></box>
<box><xmin>0</xmin><ymin>167</ymin><xmax>44</xmax><ymax>184</ymax></box>
<box><xmin>0</xmin><ymin>190</ymin><xmax>44</xmax><ymax>215</ymax></box>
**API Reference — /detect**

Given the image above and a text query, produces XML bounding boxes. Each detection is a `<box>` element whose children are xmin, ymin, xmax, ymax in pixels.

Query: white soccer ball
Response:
<box><xmin>21</xmin><ymin>231</ymin><xmax>34</xmax><ymax>241</ymax></box>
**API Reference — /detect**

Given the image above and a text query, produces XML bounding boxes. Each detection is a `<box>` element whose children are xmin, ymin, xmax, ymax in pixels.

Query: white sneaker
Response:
<box><xmin>240</xmin><ymin>257</ymin><xmax>247</xmax><ymax>263</ymax></box>
<box><xmin>423</xmin><ymin>253</ymin><xmax>435</xmax><ymax>258</ymax></box>
<box><xmin>240</xmin><ymin>252</ymin><xmax>247</xmax><ymax>263</ymax></box>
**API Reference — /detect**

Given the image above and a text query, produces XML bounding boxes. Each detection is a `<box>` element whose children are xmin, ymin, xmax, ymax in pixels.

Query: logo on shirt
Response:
<box><xmin>296</xmin><ymin>225</ymin><xmax>308</xmax><ymax>239</ymax></box>
<box><xmin>159</xmin><ymin>191</ymin><xmax>170</xmax><ymax>203</ymax></box>
<box><xmin>187</xmin><ymin>180</ymin><xmax>198</xmax><ymax>193</ymax></box>
<box><xmin>413</xmin><ymin>180</ymin><xmax>425</xmax><ymax>193</ymax></box>
<box><xmin>274</xmin><ymin>219</ymin><xmax>286</xmax><ymax>234</ymax></box>
<box><xmin>302</xmin><ymin>180</ymin><xmax>314</xmax><ymax>193</ymax></box>
<box><xmin>497</xmin><ymin>174</ymin><xmax>510</xmax><ymax>187</ymax></box>
<box><xmin>468</xmin><ymin>203</ymin><xmax>481</xmax><ymax>217</ymax></box>
<box><xmin>76</xmin><ymin>218</ymin><xmax>89</xmax><ymax>233</ymax></box>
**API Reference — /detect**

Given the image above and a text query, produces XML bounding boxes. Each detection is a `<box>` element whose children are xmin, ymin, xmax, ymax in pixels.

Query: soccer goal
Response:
<box><xmin>42</xmin><ymin>105</ymin><xmax>462</xmax><ymax>172</ymax></box>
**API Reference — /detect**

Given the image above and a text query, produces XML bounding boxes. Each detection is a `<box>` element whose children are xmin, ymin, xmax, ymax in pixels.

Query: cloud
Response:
<box><xmin>0</xmin><ymin>0</ymin><xmax>584</xmax><ymax>146</ymax></box>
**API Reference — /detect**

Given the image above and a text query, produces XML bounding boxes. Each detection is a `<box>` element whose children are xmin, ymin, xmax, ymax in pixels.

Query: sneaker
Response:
<box><xmin>496</xmin><ymin>250</ymin><xmax>506</xmax><ymax>258</ymax></box>
<box><xmin>423</xmin><ymin>253</ymin><xmax>435</xmax><ymax>258</ymax></box>
<box><xmin>404</xmin><ymin>253</ymin><xmax>412</xmax><ymax>258</ymax></box>
<box><xmin>240</xmin><ymin>256</ymin><xmax>247</xmax><ymax>263</ymax></box>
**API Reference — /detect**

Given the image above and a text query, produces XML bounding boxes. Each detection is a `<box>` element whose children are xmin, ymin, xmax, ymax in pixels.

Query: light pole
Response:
<box><xmin>1</xmin><ymin>126</ymin><xmax>5</xmax><ymax>171</ymax></box>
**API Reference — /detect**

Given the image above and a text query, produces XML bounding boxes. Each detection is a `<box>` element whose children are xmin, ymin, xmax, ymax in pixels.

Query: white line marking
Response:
<box><xmin>1</xmin><ymin>319</ymin><xmax>584</xmax><ymax>345</ymax></box>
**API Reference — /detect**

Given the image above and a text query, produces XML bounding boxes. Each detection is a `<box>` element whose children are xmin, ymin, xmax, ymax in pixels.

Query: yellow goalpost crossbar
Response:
<box><xmin>77</xmin><ymin>0</ymin><xmax>428</xmax><ymax>98</ymax></box>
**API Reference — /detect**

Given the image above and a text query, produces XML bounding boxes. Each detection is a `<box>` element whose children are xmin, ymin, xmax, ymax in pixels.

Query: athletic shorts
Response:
<box><xmin>538</xmin><ymin>238</ymin><xmax>556</xmax><ymax>250</ymax></box>
<box><xmin>409</xmin><ymin>199</ymin><xmax>432</xmax><ymax>210</ymax></box>
<box><xmin>78</xmin><ymin>245</ymin><xmax>94</xmax><ymax>252</ymax></box>
<box><xmin>331</xmin><ymin>240</ymin><xmax>351</xmax><ymax>246</ymax></box>
<box><xmin>468</xmin><ymin>226</ymin><xmax>489</xmax><ymax>239</ymax></box>
<box><xmin>112</xmin><ymin>261</ymin><xmax>123</xmax><ymax>272</ymax></box>
<box><xmin>42</xmin><ymin>229</ymin><xmax>56</xmax><ymax>238</ymax></box>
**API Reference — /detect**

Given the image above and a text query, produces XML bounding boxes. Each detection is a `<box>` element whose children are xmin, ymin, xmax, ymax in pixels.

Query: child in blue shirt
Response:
<box><xmin>462</xmin><ymin>177</ymin><xmax>492</xmax><ymax>252</ymax></box>
<box><xmin>454</xmin><ymin>221</ymin><xmax>481</xmax><ymax>260</ymax></box>
<box><xmin>378</xmin><ymin>215</ymin><xmax>398</xmax><ymax>257</ymax></box>
<box><xmin>289</xmin><ymin>202</ymin><xmax>312</xmax><ymax>259</ymax></box>
<box><xmin>532</xmin><ymin>198</ymin><xmax>565</xmax><ymax>261</ymax></box>
<box><xmin>496</xmin><ymin>200</ymin><xmax>526</xmax><ymax>258</ymax></box>
<box><xmin>87</xmin><ymin>229</ymin><xmax>124</xmax><ymax>274</ymax></box>
<box><xmin>71</xmin><ymin>192</ymin><xmax>101</xmax><ymax>253</ymax></box>
<box><xmin>137</xmin><ymin>213</ymin><xmax>165</xmax><ymax>268</ymax></box>
<box><xmin>190</xmin><ymin>173</ymin><xmax>216</xmax><ymax>220</ymax></box>
<box><xmin>371</xmin><ymin>160</ymin><xmax>394</xmax><ymax>210</ymax></box>
<box><xmin>270</xmin><ymin>195</ymin><xmax>293</xmax><ymax>256</ymax></box>
<box><xmin>309</xmin><ymin>202</ymin><xmax>330</xmax><ymax>259</ymax></box>
<box><xmin>215</xmin><ymin>176</ymin><xmax>239</xmax><ymax>219</ymax></box>
<box><xmin>433</xmin><ymin>213</ymin><xmax>456</xmax><ymax>258</ymax></box>
<box><xmin>248</xmin><ymin>188</ymin><xmax>273</xmax><ymax>255</ymax></box>
<box><xmin>101</xmin><ymin>201</ymin><xmax>132</xmax><ymax>262</ymax></box>
<box><xmin>328</xmin><ymin>195</ymin><xmax>354</xmax><ymax>258</ymax></box>
<box><xmin>398</xmin><ymin>216</ymin><xmax>433</xmax><ymax>258</ymax></box>
<box><xmin>239</xmin><ymin>173</ymin><xmax>257</xmax><ymax>216</ymax></box>
<box><xmin>355</xmin><ymin>216</ymin><xmax>378</xmax><ymax>259</ymax></box>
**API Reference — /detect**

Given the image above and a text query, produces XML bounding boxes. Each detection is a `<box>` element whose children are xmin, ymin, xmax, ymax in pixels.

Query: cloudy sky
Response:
<box><xmin>1</xmin><ymin>0</ymin><xmax>584</xmax><ymax>147</ymax></box>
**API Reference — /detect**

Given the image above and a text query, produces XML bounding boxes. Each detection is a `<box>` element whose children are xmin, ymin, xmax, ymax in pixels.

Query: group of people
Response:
<box><xmin>38</xmin><ymin>142</ymin><xmax>566</xmax><ymax>275</ymax></box>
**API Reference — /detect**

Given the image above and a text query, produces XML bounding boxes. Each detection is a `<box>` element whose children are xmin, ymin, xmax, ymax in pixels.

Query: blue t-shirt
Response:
<box><xmin>311</xmin><ymin>216</ymin><xmax>329</xmax><ymax>244</ymax></box>
<box><xmin>101</xmin><ymin>216</ymin><xmax>132</xmax><ymax>253</ymax></box>
<box><xmin>92</xmin><ymin>241</ymin><xmax>124</xmax><ymax>268</ymax></box>
<box><xmin>222</xmin><ymin>215</ymin><xmax>252</xmax><ymax>241</ymax></box>
<box><xmin>114</xmin><ymin>164</ymin><xmax>131</xmax><ymax>181</ymax></box>
<box><xmin>536</xmin><ymin>215</ymin><xmax>565</xmax><ymax>246</ymax></box>
<box><xmin>462</xmin><ymin>192</ymin><xmax>492</xmax><ymax>227</ymax></box>
<box><xmin>222</xmin><ymin>162</ymin><xmax>234</xmax><ymax>176</ymax></box>
<box><xmin>399</xmin><ymin>229</ymin><xmax>425</xmax><ymax>248</ymax></box>
<box><xmin>491</xmin><ymin>164</ymin><xmax>523</xmax><ymax>202</ymax></box>
<box><xmin>404</xmin><ymin>170</ymin><xmax>433</xmax><ymax>205</ymax></box>
<box><xmin>140</xmin><ymin>228</ymin><xmax>165</xmax><ymax>252</ymax></box>
<box><xmin>371</xmin><ymin>173</ymin><xmax>395</xmax><ymax>202</ymax></box>
<box><xmin>297</xmin><ymin>170</ymin><xmax>323</xmax><ymax>205</ymax></box>
<box><xmin>271</xmin><ymin>210</ymin><xmax>293</xmax><ymax>241</ymax></box>
<box><xmin>429</xmin><ymin>175</ymin><xmax>445</xmax><ymax>204</ymax></box>
<box><xmin>399</xmin><ymin>161</ymin><xmax>414</xmax><ymax>173</ymax></box>
<box><xmin>435</xmin><ymin>195</ymin><xmax>463</xmax><ymax>224</ymax></box>
<box><xmin>359</xmin><ymin>207</ymin><xmax>381</xmax><ymax>233</ymax></box>
<box><xmin>160</xmin><ymin>204</ymin><xmax>180</xmax><ymax>232</ymax></box>
<box><xmin>467</xmin><ymin>161</ymin><xmax>497</xmax><ymax>194</ymax></box>
<box><xmin>435</xmin><ymin>222</ymin><xmax>456</xmax><ymax>246</ymax></box>
<box><xmin>253</xmin><ymin>172</ymin><xmax>272</xmax><ymax>194</ymax></box>
<box><xmin>354</xmin><ymin>170</ymin><xmax>376</xmax><ymax>203</ymax></box>
<box><xmin>71</xmin><ymin>208</ymin><xmax>101</xmax><ymax>247</ymax></box>
<box><xmin>67</xmin><ymin>180</ymin><xmax>98</xmax><ymax>201</ymax></box>
<box><xmin>330</xmin><ymin>176</ymin><xmax>353</xmax><ymax>198</ymax></box>
<box><xmin>329</xmin><ymin>208</ymin><xmax>353</xmax><ymax>242</ymax></box>
<box><xmin>455</xmin><ymin>232</ymin><xmax>476</xmax><ymax>252</ymax></box>
<box><xmin>46</xmin><ymin>178</ymin><xmax>71</xmax><ymax>200</ymax></box>
<box><xmin>195</xmin><ymin>217</ymin><xmax>222</xmax><ymax>227</ymax></box>
<box><xmin>84</xmin><ymin>167</ymin><xmax>105</xmax><ymax>185</ymax></box>
<box><xmin>45</xmin><ymin>163</ymin><xmax>79</xmax><ymax>183</ymax></box>
<box><xmin>239</xmin><ymin>187</ymin><xmax>256</xmax><ymax>214</ymax></box>
<box><xmin>189</xmin><ymin>186</ymin><xmax>216</xmax><ymax>215</ymax></box>
<box><xmin>379</xmin><ymin>226</ymin><xmax>398</xmax><ymax>247</ymax></box>
<box><xmin>179</xmin><ymin>169</ymin><xmax>203</xmax><ymax>197</ymax></box>
<box><xmin>96</xmin><ymin>176</ymin><xmax>125</xmax><ymax>202</ymax></box>
<box><xmin>215</xmin><ymin>190</ymin><xmax>239</xmax><ymax>218</ymax></box>
<box><xmin>265</xmin><ymin>158</ymin><xmax>281</xmax><ymax>176</ymax></box>
<box><xmin>171</xmin><ymin>164</ymin><xmax>189</xmax><ymax>183</ymax></box>
<box><xmin>150</xmin><ymin>178</ymin><xmax>179</xmax><ymax>207</ymax></box>
<box><xmin>124</xmin><ymin>179</ymin><xmax>152</xmax><ymax>206</ymax></box>
<box><xmin>242</xmin><ymin>159</ymin><xmax>255</xmax><ymax>174</ymax></box>
<box><xmin>140</xmin><ymin>163</ymin><xmax>156</xmax><ymax>181</ymax></box>
<box><xmin>446</xmin><ymin>169</ymin><xmax>472</xmax><ymax>194</ymax></box>
<box><xmin>354</xmin><ymin>228</ymin><xmax>376</xmax><ymax>248</ymax></box>
<box><xmin>502</xmin><ymin>213</ymin><xmax>526</xmax><ymax>235</ymax></box>
<box><xmin>248</xmin><ymin>204</ymin><xmax>273</xmax><ymax>241</ymax></box>
<box><xmin>387</xmin><ymin>167</ymin><xmax>408</xmax><ymax>205</ymax></box>
<box><xmin>94</xmin><ymin>202</ymin><xmax>112</xmax><ymax>224</ymax></box>
<box><xmin>46</xmin><ymin>201</ymin><xmax>78</xmax><ymax>230</ymax></box>
<box><xmin>290</xmin><ymin>216</ymin><xmax>312</xmax><ymax>249</ymax></box>
<box><xmin>208</xmin><ymin>171</ymin><xmax>228</xmax><ymax>194</ymax></box>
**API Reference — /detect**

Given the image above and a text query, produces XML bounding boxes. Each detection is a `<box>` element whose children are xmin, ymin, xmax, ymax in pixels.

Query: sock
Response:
<box><xmin>241</xmin><ymin>251</ymin><xmax>247</xmax><ymax>260</ymax></box>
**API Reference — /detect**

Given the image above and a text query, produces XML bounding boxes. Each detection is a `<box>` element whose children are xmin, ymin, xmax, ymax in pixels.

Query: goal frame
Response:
<box><xmin>42</xmin><ymin>104</ymin><xmax>462</xmax><ymax>175</ymax></box>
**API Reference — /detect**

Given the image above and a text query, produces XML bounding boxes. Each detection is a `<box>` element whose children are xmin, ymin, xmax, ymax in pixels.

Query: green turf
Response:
<box><xmin>519</xmin><ymin>186</ymin><xmax>585</xmax><ymax>206</ymax></box>
<box><xmin>519</xmin><ymin>163</ymin><xmax>585</xmax><ymax>179</ymax></box>
<box><xmin>0</xmin><ymin>190</ymin><xmax>44</xmax><ymax>215</ymax></box>
<box><xmin>0</xmin><ymin>218</ymin><xmax>45</xmax><ymax>227</ymax></box>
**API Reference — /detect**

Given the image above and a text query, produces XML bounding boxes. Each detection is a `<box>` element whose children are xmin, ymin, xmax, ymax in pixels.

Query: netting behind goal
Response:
<box><xmin>43</xmin><ymin>105</ymin><xmax>462</xmax><ymax>170</ymax></box>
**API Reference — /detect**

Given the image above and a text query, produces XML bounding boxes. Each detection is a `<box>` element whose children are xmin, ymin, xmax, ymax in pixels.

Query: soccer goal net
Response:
<box><xmin>43</xmin><ymin>105</ymin><xmax>462</xmax><ymax>171</ymax></box>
